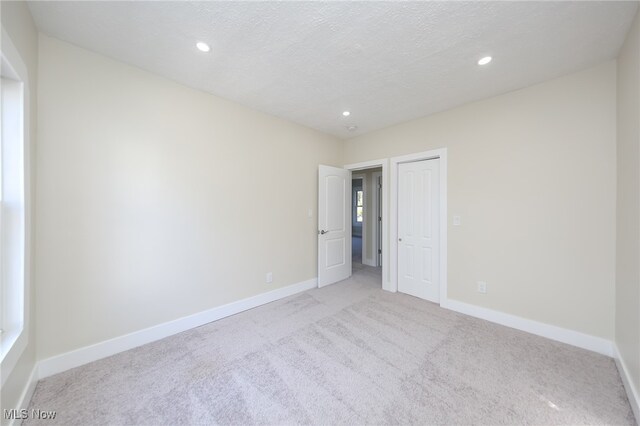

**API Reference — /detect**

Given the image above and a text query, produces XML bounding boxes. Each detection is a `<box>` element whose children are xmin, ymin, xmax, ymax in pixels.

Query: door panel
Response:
<box><xmin>403</xmin><ymin>244</ymin><xmax>415</xmax><ymax>278</ymax></box>
<box><xmin>325</xmin><ymin>175</ymin><xmax>344</xmax><ymax>231</ymax></box>
<box><xmin>397</xmin><ymin>159</ymin><xmax>440</xmax><ymax>302</ymax></box>
<box><xmin>318</xmin><ymin>165</ymin><xmax>351</xmax><ymax>287</ymax></box>
<box><xmin>325</xmin><ymin>238</ymin><xmax>346</xmax><ymax>267</ymax></box>
<box><xmin>423</xmin><ymin>170</ymin><xmax>433</xmax><ymax>238</ymax></box>
<box><xmin>422</xmin><ymin>247</ymin><xmax>433</xmax><ymax>281</ymax></box>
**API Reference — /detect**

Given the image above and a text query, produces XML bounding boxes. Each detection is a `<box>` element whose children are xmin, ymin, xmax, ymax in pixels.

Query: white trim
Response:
<box><xmin>344</xmin><ymin>159</ymin><xmax>389</xmax><ymax>290</ymax></box>
<box><xmin>361</xmin><ymin>256</ymin><xmax>376</xmax><ymax>267</ymax></box>
<box><xmin>344</xmin><ymin>158</ymin><xmax>387</xmax><ymax>171</ymax></box>
<box><xmin>390</xmin><ymin>148</ymin><xmax>448</xmax><ymax>302</ymax></box>
<box><xmin>613</xmin><ymin>343</ymin><xmax>640</xmax><ymax>423</ymax></box>
<box><xmin>6</xmin><ymin>364</ymin><xmax>38</xmax><ymax>426</ymax></box>
<box><xmin>442</xmin><ymin>298</ymin><xmax>613</xmax><ymax>357</ymax></box>
<box><xmin>38</xmin><ymin>278</ymin><xmax>317</xmax><ymax>379</ymax></box>
<box><xmin>0</xmin><ymin>331</ymin><xmax>27</xmax><ymax>387</ymax></box>
<box><xmin>370</xmin><ymin>171</ymin><xmax>382</xmax><ymax>266</ymax></box>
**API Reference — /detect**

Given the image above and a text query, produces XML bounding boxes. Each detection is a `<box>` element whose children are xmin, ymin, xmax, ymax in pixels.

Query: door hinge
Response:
<box><xmin>378</xmin><ymin>249</ymin><xmax>382</xmax><ymax>254</ymax></box>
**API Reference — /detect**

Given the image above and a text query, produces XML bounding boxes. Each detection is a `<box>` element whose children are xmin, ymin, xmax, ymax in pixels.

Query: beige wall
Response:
<box><xmin>616</xmin><ymin>9</ymin><xmax>640</xmax><ymax>407</ymax></box>
<box><xmin>0</xmin><ymin>0</ymin><xmax>38</xmax><ymax>418</ymax></box>
<box><xmin>36</xmin><ymin>36</ymin><xmax>342</xmax><ymax>359</ymax></box>
<box><xmin>344</xmin><ymin>62</ymin><xmax>617</xmax><ymax>339</ymax></box>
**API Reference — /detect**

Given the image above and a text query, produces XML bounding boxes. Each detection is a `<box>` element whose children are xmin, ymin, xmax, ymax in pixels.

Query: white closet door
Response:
<box><xmin>397</xmin><ymin>159</ymin><xmax>440</xmax><ymax>302</ymax></box>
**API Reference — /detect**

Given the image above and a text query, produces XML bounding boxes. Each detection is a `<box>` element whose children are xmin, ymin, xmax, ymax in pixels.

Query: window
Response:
<box><xmin>1</xmin><ymin>56</ymin><xmax>26</xmax><ymax>360</ymax></box>
<box><xmin>356</xmin><ymin>190</ymin><xmax>363</xmax><ymax>223</ymax></box>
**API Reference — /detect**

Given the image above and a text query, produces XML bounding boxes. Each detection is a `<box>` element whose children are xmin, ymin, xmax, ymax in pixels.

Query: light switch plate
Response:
<box><xmin>453</xmin><ymin>215</ymin><xmax>462</xmax><ymax>226</ymax></box>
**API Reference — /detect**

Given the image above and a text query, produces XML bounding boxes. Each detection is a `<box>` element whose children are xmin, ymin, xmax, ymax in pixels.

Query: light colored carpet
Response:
<box><xmin>26</xmin><ymin>266</ymin><xmax>634</xmax><ymax>425</ymax></box>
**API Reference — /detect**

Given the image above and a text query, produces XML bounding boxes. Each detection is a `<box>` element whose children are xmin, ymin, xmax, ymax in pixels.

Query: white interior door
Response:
<box><xmin>318</xmin><ymin>165</ymin><xmax>351</xmax><ymax>287</ymax></box>
<box><xmin>397</xmin><ymin>159</ymin><xmax>440</xmax><ymax>302</ymax></box>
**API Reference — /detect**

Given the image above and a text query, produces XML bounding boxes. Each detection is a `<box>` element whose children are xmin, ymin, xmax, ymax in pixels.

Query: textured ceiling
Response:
<box><xmin>28</xmin><ymin>1</ymin><xmax>638</xmax><ymax>139</ymax></box>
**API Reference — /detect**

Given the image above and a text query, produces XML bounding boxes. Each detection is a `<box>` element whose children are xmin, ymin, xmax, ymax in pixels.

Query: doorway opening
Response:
<box><xmin>351</xmin><ymin>176</ymin><xmax>364</xmax><ymax>265</ymax></box>
<box><xmin>351</xmin><ymin>168</ymin><xmax>382</xmax><ymax>283</ymax></box>
<box><xmin>317</xmin><ymin>161</ymin><xmax>388</xmax><ymax>290</ymax></box>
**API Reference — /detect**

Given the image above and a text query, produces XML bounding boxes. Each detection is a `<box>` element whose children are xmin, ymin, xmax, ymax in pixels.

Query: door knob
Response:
<box><xmin>319</xmin><ymin>230</ymin><xmax>329</xmax><ymax>235</ymax></box>
<box><xmin>398</xmin><ymin>238</ymin><xmax>402</xmax><ymax>242</ymax></box>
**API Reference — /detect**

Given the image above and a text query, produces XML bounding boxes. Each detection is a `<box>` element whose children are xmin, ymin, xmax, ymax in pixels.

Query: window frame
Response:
<box><xmin>352</xmin><ymin>175</ymin><xmax>365</xmax><ymax>230</ymax></box>
<box><xmin>355</xmin><ymin>190</ymin><xmax>364</xmax><ymax>223</ymax></box>
<box><xmin>1</xmin><ymin>29</ymin><xmax>32</xmax><ymax>385</ymax></box>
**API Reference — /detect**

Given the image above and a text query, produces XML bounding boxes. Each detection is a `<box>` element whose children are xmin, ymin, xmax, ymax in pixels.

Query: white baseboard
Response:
<box><xmin>38</xmin><ymin>278</ymin><xmax>318</xmax><ymax>379</ymax></box>
<box><xmin>362</xmin><ymin>257</ymin><xmax>376</xmax><ymax>267</ymax></box>
<box><xmin>20</xmin><ymin>281</ymin><xmax>626</xmax><ymax>418</ymax></box>
<box><xmin>613</xmin><ymin>344</ymin><xmax>640</xmax><ymax>423</ymax></box>
<box><xmin>441</xmin><ymin>299</ymin><xmax>613</xmax><ymax>357</ymax></box>
<box><xmin>7</xmin><ymin>364</ymin><xmax>38</xmax><ymax>426</ymax></box>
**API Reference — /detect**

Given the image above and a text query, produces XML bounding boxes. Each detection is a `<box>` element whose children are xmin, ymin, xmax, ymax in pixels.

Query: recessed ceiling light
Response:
<box><xmin>342</xmin><ymin>111</ymin><xmax>351</xmax><ymax>117</ymax></box>
<box><xmin>478</xmin><ymin>56</ymin><xmax>492</xmax><ymax>66</ymax></box>
<box><xmin>196</xmin><ymin>42</ymin><xmax>211</xmax><ymax>53</ymax></box>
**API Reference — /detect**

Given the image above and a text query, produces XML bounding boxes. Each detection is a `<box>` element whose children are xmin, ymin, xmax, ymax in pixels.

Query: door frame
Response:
<box><xmin>343</xmin><ymin>159</ymin><xmax>390</xmax><ymax>291</ymax></box>
<box><xmin>370</xmin><ymin>170</ymin><xmax>382</xmax><ymax>267</ymax></box>
<box><xmin>390</xmin><ymin>148</ymin><xmax>448</xmax><ymax>305</ymax></box>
